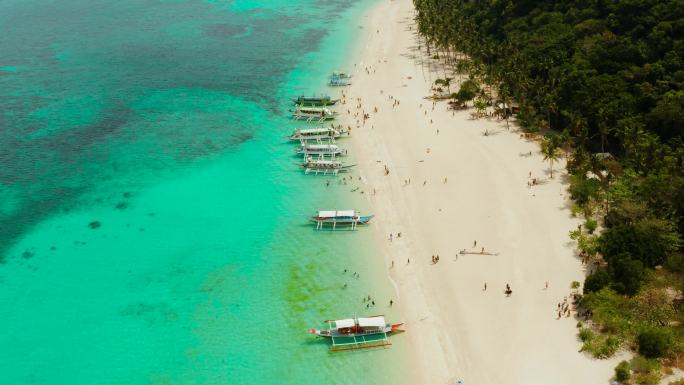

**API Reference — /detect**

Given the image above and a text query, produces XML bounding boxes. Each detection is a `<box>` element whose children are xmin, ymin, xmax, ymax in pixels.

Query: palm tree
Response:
<box><xmin>540</xmin><ymin>136</ymin><xmax>562</xmax><ymax>178</ymax></box>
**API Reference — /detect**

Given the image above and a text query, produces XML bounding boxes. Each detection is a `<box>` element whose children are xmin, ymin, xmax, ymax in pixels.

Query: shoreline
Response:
<box><xmin>339</xmin><ymin>0</ymin><xmax>624</xmax><ymax>383</ymax></box>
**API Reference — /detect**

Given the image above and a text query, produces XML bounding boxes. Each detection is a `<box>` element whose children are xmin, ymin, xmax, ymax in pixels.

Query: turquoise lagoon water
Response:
<box><xmin>0</xmin><ymin>1</ymin><xmax>408</xmax><ymax>384</ymax></box>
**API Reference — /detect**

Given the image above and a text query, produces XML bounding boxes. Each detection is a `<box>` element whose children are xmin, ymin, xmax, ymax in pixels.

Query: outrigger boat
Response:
<box><xmin>308</xmin><ymin>315</ymin><xmax>404</xmax><ymax>352</ymax></box>
<box><xmin>300</xmin><ymin>157</ymin><xmax>354</xmax><ymax>175</ymax></box>
<box><xmin>330</xmin><ymin>71</ymin><xmax>352</xmax><ymax>79</ymax></box>
<box><xmin>291</xmin><ymin>106</ymin><xmax>338</xmax><ymax>122</ymax></box>
<box><xmin>310</xmin><ymin>210</ymin><xmax>373</xmax><ymax>229</ymax></box>
<box><xmin>292</xmin><ymin>95</ymin><xmax>339</xmax><ymax>107</ymax></box>
<box><xmin>329</xmin><ymin>77</ymin><xmax>351</xmax><ymax>87</ymax></box>
<box><xmin>288</xmin><ymin>127</ymin><xmax>348</xmax><ymax>142</ymax></box>
<box><xmin>295</xmin><ymin>143</ymin><xmax>347</xmax><ymax>156</ymax></box>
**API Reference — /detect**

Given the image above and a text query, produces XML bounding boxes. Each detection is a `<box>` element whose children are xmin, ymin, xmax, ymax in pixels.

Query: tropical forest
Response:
<box><xmin>413</xmin><ymin>0</ymin><xmax>684</xmax><ymax>383</ymax></box>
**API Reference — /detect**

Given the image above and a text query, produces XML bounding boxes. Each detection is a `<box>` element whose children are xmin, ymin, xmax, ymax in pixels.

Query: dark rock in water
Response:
<box><xmin>50</xmin><ymin>246</ymin><xmax>56</xmax><ymax>251</ymax></box>
<box><xmin>123</xmin><ymin>192</ymin><xmax>132</xmax><ymax>198</ymax></box>
<box><xmin>148</xmin><ymin>212</ymin><xmax>155</xmax><ymax>217</ymax></box>
<box><xmin>22</xmin><ymin>250</ymin><xmax>35</xmax><ymax>259</ymax></box>
<box><xmin>88</xmin><ymin>221</ymin><xmax>101</xmax><ymax>229</ymax></box>
<box><xmin>115</xmin><ymin>202</ymin><xmax>129</xmax><ymax>210</ymax></box>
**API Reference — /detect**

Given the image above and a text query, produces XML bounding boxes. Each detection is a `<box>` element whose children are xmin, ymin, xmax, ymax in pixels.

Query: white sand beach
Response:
<box><xmin>341</xmin><ymin>0</ymin><xmax>624</xmax><ymax>383</ymax></box>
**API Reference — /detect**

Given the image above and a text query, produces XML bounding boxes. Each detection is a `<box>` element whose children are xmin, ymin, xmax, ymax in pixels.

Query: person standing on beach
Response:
<box><xmin>484</xmin><ymin>282</ymin><xmax>487</xmax><ymax>291</ymax></box>
<box><xmin>473</xmin><ymin>240</ymin><xmax>477</xmax><ymax>247</ymax></box>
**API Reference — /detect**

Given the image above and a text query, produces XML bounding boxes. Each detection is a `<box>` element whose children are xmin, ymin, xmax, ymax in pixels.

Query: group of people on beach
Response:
<box><xmin>557</xmin><ymin>297</ymin><xmax>572</xmax><ymax>319</ymax></box>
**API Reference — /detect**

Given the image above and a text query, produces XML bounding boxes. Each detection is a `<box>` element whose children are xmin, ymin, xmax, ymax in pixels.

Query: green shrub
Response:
<box><xmin>585</xmin><ymin>335</ymin><xmax>621</xmax><ymax>358</ymax></box>
<box><xmin>614</xmin><ymin>360</ymin><xmax>631</xmax><ymax>382</ymax></box>
<box><xmin>630</xmin><ymin>356</ymin><xmax>661</xmax><ymax>373</ymax></box>
<box><xmin>633</xmin><ymin>371</ymin><xmax>661</xmax><ymax>385</ymax></box>
<box><xmin>584</xmin><ymin>270</ymin><xmax>611</xmax><ymax>293</ymax></box>
<box><xmin>456</xmin><ymin>79</ymin><xmax>478</xmax><ymax>102</ymax></box>
<box><xmin>579</xmin><ymin>327</ymin><xmax>594</xmax><ymax>342</ymax></box>
<box><xmin>638</xmin><ymin>328</ymin><xmax>671</xmax><ymax>358</ymax></box>
<box><xmin>571</xmin><ymin>281</ymin><xmax>581</xmax><ymax>290</ymax></box>
<box><xmin>663</xmin><ymin>254</ymin><xmax>684</xmax><ymax>273</ymax></box>
<box><xmin>599</xmin><ymin>220</ymin><xmax>680</xmax><ymax>268</ymax></box>
<box><xmin>569</xmin><ymin>175</ymin><xmax>601</xmax><ymax>207</ymax></box>
<box><xmin>610</xmin><ymin>255</ymin><xmax>645</xmax><ymax>295</ymax></box>
<box><xmin>585</xmin><ymin>218</ymin><xmax>598</xmax><ymax>234</ymax></box>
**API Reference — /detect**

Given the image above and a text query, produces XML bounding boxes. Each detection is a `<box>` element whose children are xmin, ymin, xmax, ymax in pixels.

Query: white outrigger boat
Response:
<box><xmin>291</xmin><ymin>106</ymin><xmax>337</xmax><ymax>122</ymax></box>
<box><xmin>328</xmin><ymin>77</ymin><xmax>351</xmax><ymax>87</ymax></box>
<box><xmin>288</xmin><ymin>127</ymin><xmax>349</xmax><ymax>142</ymax></box>
<box><xmin>295</xmin><ymin>143</ymin><xmax>347</xmax><ymax>156</ymax></box>
<box><xmin>308</xmin><ymin>315</ymin><xmax>404</xmax><ymax>352</ymax></box>
<box><xmin>301</xmin><ymin>157</ymin><xmax>354</xmax><ymax>175</ymax></box>
<box><xmin>330</xmin><ymin>71</ymin><xmax>353</xmax><ymax>79</ymax></box>
<box><xmin>310</xmin><ymin>210</ymin><xmax>373</xmax><ymax>229</ymax></box>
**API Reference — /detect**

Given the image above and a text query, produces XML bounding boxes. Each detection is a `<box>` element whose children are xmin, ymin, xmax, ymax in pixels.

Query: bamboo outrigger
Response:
<box><xmin>309</xmin><ymin>315</ymin><xmax>404</xmax><ymax>352</ymax></box>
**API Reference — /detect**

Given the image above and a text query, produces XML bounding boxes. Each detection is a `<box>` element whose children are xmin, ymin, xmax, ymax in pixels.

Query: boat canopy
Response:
<box><xmin>297</xmin><ymin>127</ymin><xmax>332</xmax><ymax>134</ymax></box>
<box><xmin>358</xmin><ymin>316</ymin><xmax>386</xmax><ymax>328</ymax></box>
<box><xmin>334</xmin><ymin>319</ymin><xmax>355</xmax><ymax>328</ymax></box>
<box><xmin>318</xmin><ymin>210</ymin><xmax>356</xmax><ymax>218</ymax></box>
<box><xmin>305</xmin><ymin>144</ymin><xmax>338</xmax><ymax>150</ymax></box>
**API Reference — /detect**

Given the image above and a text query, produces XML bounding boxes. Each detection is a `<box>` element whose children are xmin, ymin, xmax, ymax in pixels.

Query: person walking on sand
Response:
<box><xmin>484</xmin><ymin>282</ymin><xmax>487</xmax><ymax>291</ymax></box>
<box><xmin>407</xmin><ymin>258</ymin><xmax>410</xmax><ymax>265</ymax></box>
<box><xmin>473</xmin><ymin>240</ymin><xmax>477</xmax><ymax>247</ymax></box>
<box><xmin>545</xmin><ymin>281</ymin><xmax>549</xmax><ymax>290</ymax></box>
<box><xmin>389</xmin><ymin>300</ymin><xmax>393</xmax><ymax>307</ymax></box>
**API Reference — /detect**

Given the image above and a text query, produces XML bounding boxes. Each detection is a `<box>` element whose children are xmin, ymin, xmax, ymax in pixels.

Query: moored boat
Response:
<box><xmin>328</xmin><ymin>77</ymin><xmax>351</xmax><ymax>87</ymax></box>
<box><xmin>295</xmin><ymin>143</ymin><xmax>347</xmax><ymax>156</ymax></box>
<box><xmin>310</xmin><ymin>210</ymin><xmax>373</xmax><ymax>229</ymax></box>
<box><xmin>308</xmin><ymin>315</ymin><xmax>404</xmax><ymax>351</ymax></box>
<box><xmin>288</xmin><ymin>127</ymin><xmax>348</xmax><ymax>141</ymax></box>
<box><xmin>330</xmin><ymin>71</ymin><xmax>352</xmax><ymax>79</ymax></box>
<box><xmin>293</xmin><ymin>95</ymin><xmax>339</xmax><ymax>106</ymax></box>
<box><xmin>291</xmin><ymin>106</ymin><xmax>338</xmax><ymax>122</ymax></box>
<box><xmin>300</xmin><ymin>157</ymin><xmax>353</xmax><ymax>175</ymax></box>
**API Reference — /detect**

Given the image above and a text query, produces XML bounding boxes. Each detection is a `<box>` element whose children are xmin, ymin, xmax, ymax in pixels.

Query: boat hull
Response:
<box><xmin>308</xmin><ymin>323</ymin><xmax>404</xmax><ymax>338</ymax></box>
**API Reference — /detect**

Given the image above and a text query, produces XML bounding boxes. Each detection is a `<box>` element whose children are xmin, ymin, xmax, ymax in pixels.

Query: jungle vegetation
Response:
<box><xmin>414</xmin><ymin>0</ymin><xmax>684</xmax><ymax>382</ymax></box>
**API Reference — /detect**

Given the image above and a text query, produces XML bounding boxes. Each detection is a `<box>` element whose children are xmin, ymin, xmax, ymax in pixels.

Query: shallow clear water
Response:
<box><xmin>0</xmin><ymin>1</ymin><xmax>408</xmax><ymax>384</ymax></box>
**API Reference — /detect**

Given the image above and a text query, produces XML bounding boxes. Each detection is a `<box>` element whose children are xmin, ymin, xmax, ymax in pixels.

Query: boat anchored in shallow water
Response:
<box><xmin>291</xmin><ymin>106</ymin><xmax>338</xmax><ymax>122</ymax></box>
<box><xmin>308</xmin><ymin>315</ymin><xmax>404</xmax><ymax>352</ymax></box>
<box><xmin>292</xmin><ymin>95</ymin><xmax>339</xmax><ymax>107</ymax></box>
<box><xmin>330</xmin><ymin>71</ymin><xmax>352</xmax><ymax>79</ymax></box>
<box><xmin>328</xmin><ymin>77</ymin><xmax>351</xmax><ymax>87</ymax></box>
<box><xmin>295</xmin><ymin>143</ymin><xmax>347</xmax><ymax>156</ymax></box>
<box><xmin>310</xmin><ymin>210</ymin><xmax>373</xmax><ymax>229</ymax></box>
<box><xmin>288</xmin><ymin>127</ymin><xmax>349</xmax><ymax>142</ymax></box>
<box><xmin>300</xmin><ymin>157</ymin><xmax>354</xmax><ymax>175</ymax></box>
